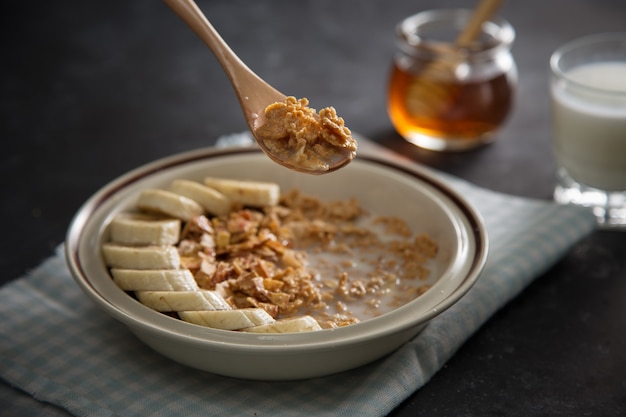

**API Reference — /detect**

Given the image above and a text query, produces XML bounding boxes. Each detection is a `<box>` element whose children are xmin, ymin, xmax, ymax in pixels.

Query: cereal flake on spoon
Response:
<box><xmin>255</xmin><ymin>96</ymin><xmax>358</xmax><ymax>172</ymax></box>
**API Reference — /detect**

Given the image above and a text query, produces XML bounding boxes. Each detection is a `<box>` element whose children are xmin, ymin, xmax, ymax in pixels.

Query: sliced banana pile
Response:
<box><xmin>101</xmin><ymin>177</ymin><xmax>322</xmax><ymax>333</ymax></box>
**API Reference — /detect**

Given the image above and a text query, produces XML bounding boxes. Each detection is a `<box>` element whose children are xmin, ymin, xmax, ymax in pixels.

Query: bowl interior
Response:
<box><xmin>67</xmin><ymin>147</ymin><xmax>486</xmax><ymax>350</ymax></box>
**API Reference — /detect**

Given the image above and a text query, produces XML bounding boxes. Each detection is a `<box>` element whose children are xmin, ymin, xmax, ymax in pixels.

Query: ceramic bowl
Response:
<box><xmin>65</xmin><ymin>145</ymin><xmax>488</xmax><ymax>380</ymax></box>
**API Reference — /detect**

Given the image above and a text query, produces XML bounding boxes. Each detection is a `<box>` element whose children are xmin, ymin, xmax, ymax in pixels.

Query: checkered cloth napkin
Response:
<box><xmin>0</xmin><ymin>135</ymin><xmax>597</xmax><ymax>417</ymax></box>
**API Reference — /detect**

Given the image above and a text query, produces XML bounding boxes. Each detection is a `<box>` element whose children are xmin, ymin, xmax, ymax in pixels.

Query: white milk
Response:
<box><xmin>551</xmin><ymin>62</ymin><xmax>626</xmax><ymax>191</ymax></box>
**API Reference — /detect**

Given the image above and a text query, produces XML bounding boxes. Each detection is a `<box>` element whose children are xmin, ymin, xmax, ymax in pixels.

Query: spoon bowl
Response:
<box><xmin>163</xmin><ymin>0</ymin><xmax>355</xmax><ymax>174</ymax></box>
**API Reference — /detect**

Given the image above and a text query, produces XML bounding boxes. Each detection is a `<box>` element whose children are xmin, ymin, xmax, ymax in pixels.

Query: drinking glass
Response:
<box><xmin>550</xmin><ymin>33</ymin><xmax>626</xmax><ymax>228</ymax></box>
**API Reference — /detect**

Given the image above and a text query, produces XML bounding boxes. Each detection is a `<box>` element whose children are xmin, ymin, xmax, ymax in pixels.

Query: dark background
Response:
<box><xmin>2</xmin><ymin>1</ymin><xmax>625</xmax><ymax>415</ymax></box>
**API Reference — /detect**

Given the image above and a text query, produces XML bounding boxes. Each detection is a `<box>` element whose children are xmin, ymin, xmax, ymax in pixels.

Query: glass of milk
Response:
<box><xmin>550</xmin><ymin>33</ymin><xmax>626</xmax><ymax>228</ymax></box>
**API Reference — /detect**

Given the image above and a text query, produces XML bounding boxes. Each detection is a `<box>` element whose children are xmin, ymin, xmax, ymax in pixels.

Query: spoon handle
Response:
<box><xmin>163</xmin><ymin>0</ymin><xmax>238</xmax><ymax>67</ymax></box>
<box><xmin>163</xmin><ymin>0</ymin><xmax>282</xmax><ymax>104</ymax></box>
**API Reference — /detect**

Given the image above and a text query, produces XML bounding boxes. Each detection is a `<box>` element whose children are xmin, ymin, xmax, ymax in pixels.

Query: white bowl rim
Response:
<box><xmin>65</xmin><ymin>146</ymin><xmax>488</xmax><ymax>353</ymax></box>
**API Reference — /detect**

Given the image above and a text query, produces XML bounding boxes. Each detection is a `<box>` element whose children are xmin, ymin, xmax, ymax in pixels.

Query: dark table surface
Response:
<box><xmin>2</xmin><ymin>1</ymin><xmax>625</xmax><ymax>416</ymax></box>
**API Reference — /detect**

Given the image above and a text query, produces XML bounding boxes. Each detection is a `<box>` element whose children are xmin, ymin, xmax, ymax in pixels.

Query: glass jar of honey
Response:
<box><xmin>387</xmin><ymin>9</ymin><xmax>517</xmax><ymax>151</ymax></box>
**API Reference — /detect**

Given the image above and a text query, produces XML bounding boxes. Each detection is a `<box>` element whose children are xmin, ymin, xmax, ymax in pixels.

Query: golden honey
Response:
<box><xmin>387</xmin><ymin>9</ymin><xmax>517</xmax><ymax>151</ymax></box>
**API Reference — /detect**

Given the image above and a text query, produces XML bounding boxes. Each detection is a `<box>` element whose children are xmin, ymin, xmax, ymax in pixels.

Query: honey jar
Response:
<box><xmin>387</xmin><ymin>9</ymin><xmax>517</xmax><ymax>151</ymax></box>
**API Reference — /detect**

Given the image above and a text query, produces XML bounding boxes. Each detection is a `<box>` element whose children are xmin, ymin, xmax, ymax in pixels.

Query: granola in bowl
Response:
<box><xmin>102</xmin><ymin>177</ymin><xmax>438</xmax><ymax>332</ymax></box>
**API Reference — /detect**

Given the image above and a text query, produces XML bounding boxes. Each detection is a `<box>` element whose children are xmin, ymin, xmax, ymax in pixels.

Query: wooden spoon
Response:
<box><xmin>163</xmin><ymin>0</ymin><xmax>355</xmax><ymax>174</ymax></box>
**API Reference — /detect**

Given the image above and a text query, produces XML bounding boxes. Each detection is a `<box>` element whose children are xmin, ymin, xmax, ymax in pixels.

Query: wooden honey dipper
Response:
<box><xmin>405</xmin><ymin>0</ymin><xmax>505</xmax><ymax>117</ymax></box>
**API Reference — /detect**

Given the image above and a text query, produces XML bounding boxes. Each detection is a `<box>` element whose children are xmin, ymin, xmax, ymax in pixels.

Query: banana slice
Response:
<box><xmin>108</xmin><ymin>212</ymin><xmax>181</xmax><ymax>246</ymax></box>
<box><xmin>136</xmin><ymin>290</ymin><xmax>231</xmax><ymax>312</ymax></box>
<box><xmin>102</xmin><ymin>244</ymin><xmax>180</xmax><ymax>269</ymax></box>
<box><xmin>169</xmin><ymin>179</ymin><xmax>231</xmax><ymax>217</ymax></box>
<box><xmin>242</xmin><ymin>315</ymin><xmax>322</xmax><ymax>333</ymax></box>
<box><xmin>137</xmin><ymin>189</ymin><xmax>204</xmax><ymax>221</ymax></box>
<box><xmin>111</xmin><ymin>269</ymin><xmax>198</xmax><ymax>291</ymax></box>
<box><xmin>179</xmin><ymin>308</ymin><xmax>275</xmax><ymax>330</ymax></box>
<box><xmin>203</xmin><ymin>177</ymin><xmax>280</xmax><ymax>207</ymax></box>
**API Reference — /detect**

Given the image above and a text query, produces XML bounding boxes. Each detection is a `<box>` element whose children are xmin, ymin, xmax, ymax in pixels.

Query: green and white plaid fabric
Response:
<box><xmin>0</xmin><ymin>136</ymin><xmax>596</xmax><ymax>417</ymax></box>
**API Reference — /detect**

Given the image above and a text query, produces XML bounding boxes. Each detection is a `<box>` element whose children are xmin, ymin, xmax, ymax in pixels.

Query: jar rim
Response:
<box><xmin>396</xmin><ymin>8</ymin><xmax>515</xmax><ymax>59</ymax></box>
